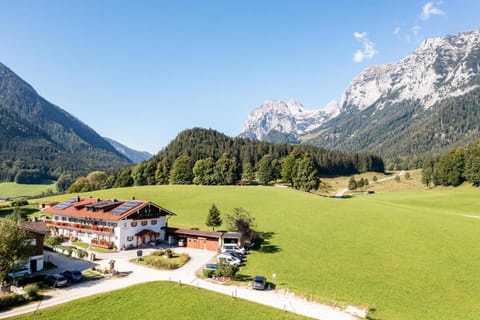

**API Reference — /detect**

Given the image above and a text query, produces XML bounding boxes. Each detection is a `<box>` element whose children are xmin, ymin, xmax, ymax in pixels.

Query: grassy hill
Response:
<box><xmin>35</xmin><ymin>184</ymin><xmax>480</xmax><ymax>319</ymax></box>
<box><xmin>11</xmin><ymin>282</ymin><xmax>308</xmax><ymax>320</ymax></box>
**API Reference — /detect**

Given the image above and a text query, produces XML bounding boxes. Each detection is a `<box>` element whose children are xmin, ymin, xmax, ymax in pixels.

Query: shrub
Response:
<box><xmin>223</xmin><ymin>264</ymin><xmax>239</xmax><ymax>277</ymax></box>
<box><xmin>151</xmin><ymin>250</ymin><xmax>165</xmax><ymax>256</ymax></box>
<box><xmin>203</xmin><ymin>269</ymin><xmax>214</xmax><ymax>278</ymax></box>
<box><xmin>23</xmin><ymin>284</ymin><xmax>39</xmax><ymax>300</ymax></box>
<box><xmin>165</xmin><ymin>249</ymin><xmax>173</xmax><ymax>258</ymax></box>
<box><xmin>0</xmin><ymin>293</ymin><xmax>25</xmax><ymax>310</ymax></box>
<box><xmin>76</xmin><ymin>249</ymin><xmax>88</xmax><ymax>259</ymax></box>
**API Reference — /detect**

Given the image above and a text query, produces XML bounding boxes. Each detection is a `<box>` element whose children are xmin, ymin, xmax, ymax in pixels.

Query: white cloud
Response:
<box><xmin>393</xmin><ymin>27</ymin><xmax>400</xmax><ymax>36</ymax></box>
<box><xmin>353</xmin><ymin>32</ymin><xmax>377</xmax><ymax>63</ymax></box>
<box><xmin>353</xmin><ymin>32</ymin><xmax>366</xmax><ymax>40</ymax></box>
<box><xmin>420</xmin><ymin>2</ymin><xmax>445</xmax><ymax>20</ymax></box>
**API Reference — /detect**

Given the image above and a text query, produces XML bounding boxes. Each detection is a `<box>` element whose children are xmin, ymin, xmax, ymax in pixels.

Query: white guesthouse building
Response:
<box><xmin>43</xmin><ymin>197</ymin><xmax>175</xmax><ymax>250</ymax></box>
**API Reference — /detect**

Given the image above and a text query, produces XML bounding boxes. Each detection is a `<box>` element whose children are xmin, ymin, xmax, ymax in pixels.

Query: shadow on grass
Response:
<box><xmin>233</xmin><ymin>274</ymin><xmax>253</xmax><ymax>282</ymax></box>
<box><xmin>252</xmin><ymin>231</ymin><xmax>281</xmax><ymax>254</ymax></box>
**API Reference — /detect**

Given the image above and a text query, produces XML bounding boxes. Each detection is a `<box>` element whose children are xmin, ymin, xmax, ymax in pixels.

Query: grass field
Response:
<box><xmin>33</xmin><ymin>184</ymin><xmax>480</xmax><ymax>319</ymax></box>
<box><xmin>0</xmin><ymin>181</ymin><xmax>56</xmax><ymax>198</ymax></box>
<box><xmin>12</xmin><ymin>282</ymin><xmax>308</xmax><ymax>320</ymax></box>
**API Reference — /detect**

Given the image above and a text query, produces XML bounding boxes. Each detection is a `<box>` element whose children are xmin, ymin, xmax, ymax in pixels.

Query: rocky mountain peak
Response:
<box><xmin>241</xmin><ymin>99</ymin><xmax>339</xmax><ymax>141</ymax></box>
<box><xmin>340</xmin><ymin>29</ymin><xmax>480</xmax><ymax>111</ymax></box>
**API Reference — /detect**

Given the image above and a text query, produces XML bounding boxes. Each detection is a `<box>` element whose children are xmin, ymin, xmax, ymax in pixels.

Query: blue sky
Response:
<box><xmin>0</xmin><ymin>1</ymin><xmax>479</xmax><ymax>153</ymax></box>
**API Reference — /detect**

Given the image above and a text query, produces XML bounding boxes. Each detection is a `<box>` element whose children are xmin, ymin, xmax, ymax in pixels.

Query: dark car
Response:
<box><xmin>62</xmin><ymin>270</ymin><xmax>83</xmax><ymax>283</ymax></box>
<box><xmin>253</xmin><ymin>275</ymin><xmax>266</xmax><ymax>290</ymax></box>
<box><xmin>45</xmin><ymin>274</ymin><xmax>68</xmax><ymax>287</ymax></box>
<box><xmin>203</xmin><ymin>264</ymin><xmax>219</xmax><ymax>271</ymax></box>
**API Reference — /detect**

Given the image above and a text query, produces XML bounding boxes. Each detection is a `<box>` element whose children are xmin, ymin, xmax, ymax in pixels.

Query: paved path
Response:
<box><xmin>0</xmin><ymin>248</ymin><xmax>359</xmax><ymax>320</ymax></box>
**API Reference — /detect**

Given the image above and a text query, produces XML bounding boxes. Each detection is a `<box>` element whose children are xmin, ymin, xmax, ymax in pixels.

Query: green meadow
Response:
<box><xmin>0</xmin><ymin>181</ymin><xmax>56</xmax><ymax>198</ymax></box>
<box><xmin>11</xmin><ymin>281</ymin><xmax>308</xmax><ymax>320</ymax></box>
<box><xmin>34</xmin><ymin>185</ymin><xmax>480</xmax><ymax>319</ymax></box>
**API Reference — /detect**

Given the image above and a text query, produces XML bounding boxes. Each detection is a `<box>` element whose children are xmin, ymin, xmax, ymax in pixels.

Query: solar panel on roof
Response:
<box><xmin>52</xmin><ymin>197</ymin><xmax>77</xmax><ymax>210</ymax></box>
<box><xmin>110</xmin><ymin>200</ymin><xmax>143</xmax><ymax>215</ymax></box>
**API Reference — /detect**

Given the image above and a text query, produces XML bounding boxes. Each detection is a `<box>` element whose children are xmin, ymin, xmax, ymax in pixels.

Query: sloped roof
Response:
<box><xmin>166</xmin><ymin>227</ymin><xmax>223</xmax><ymax>239</ymax></box>
<box><xmin>43</xmin><ymin>197</ymin><xmax>175</xmax><ymax>221</ymax></box>
<box><xmin>19</xmin><ymin>221</ymin><xmax>50</xmax><ymax>235</ymax></box>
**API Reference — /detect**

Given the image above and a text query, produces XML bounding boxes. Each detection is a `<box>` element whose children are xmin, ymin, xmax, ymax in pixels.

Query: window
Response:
<box><xmin>124</xmin><ymin>222</ymin><xmax>127</xmax><ymax>228</ymax></box>
<box><xmin>151</xmin><ymin>220</ymin><xmax>157</xmax><ymax>225</ymax></box>
<box><xmin>141</xmin><ymin>221</ymin><xmax>148</xmax><ymax>226</ymax></box>
<box><xmin>131</xmin><ymin>222</ymin><xmax>137</xmax><ymax>227</ymax></box>
<box><xmin>24</xmin><ymin>239</ymin><xmax>37</xmax><ymax>246</ymax></box>
<box><xmin>127</xmin><ymin>236</ymin><xmax>134</xmax><ymax>241</ymax></box>
<box><xmin>54</xmin><ymin>216</ymin><xmax>59</xmax><ymax>220</ymax></box>
<box><xmin>61</xmin><ymin>217</ymin><xmax>67</xmax><ymax>221</ymax></box>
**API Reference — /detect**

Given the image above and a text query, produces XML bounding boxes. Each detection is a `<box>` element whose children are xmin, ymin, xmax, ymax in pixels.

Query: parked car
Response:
<box><xmin>221</xmin><ymin>243</ymin><xmax>246</xmax><ymax>255</ymax></box>
<box><xmin>253</xmin><ymin>275</ymin><xmax>266</xmax><ymax>290</ymax></box>
<box><xmin>45</xmin><ymin>274</ymin><xmax>68</xmax><ymax>288</ymax></box>
<box><xmin>62</xmin><ymin>270</ymin><xmax>83</xmax><ymax>283</ymax></box>
<box><xmin>203</xmin><ymin>264</ymin><xmax>218</xmax><ymax>271</ymax></box>
<box><xmin>8</xmin><ymin>266</ymin><xmax>31</xmax><ymax>279</ymax></box>
<box><xmin>217</xmin><ymin>254</ymin><xmax>241</xmax><ymax>266</ymax></box>
<box><xmin>223</xmin><ymin>250</ymin><xmax>244</xmax><ymax>261</ymax></box>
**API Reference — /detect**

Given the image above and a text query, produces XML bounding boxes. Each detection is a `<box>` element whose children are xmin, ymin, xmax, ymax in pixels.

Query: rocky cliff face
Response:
<box><xmin>340</xmin><ymin>29</ymin><xmax>480</xmax><ymax>111</ymax></box>
<box><xmin>240</xmin><ymin>29</ymin><xmax>480</xmax><ymax>158</ymax></box>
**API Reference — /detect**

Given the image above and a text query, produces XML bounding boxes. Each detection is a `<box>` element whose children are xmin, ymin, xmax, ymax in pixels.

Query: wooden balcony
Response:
<box><xmin>91</xmin><ymin>238</ymin><xmax>114</xmax><ymax>249</ymax></box>
<box><xmin>44</xmin><ymin>219</ymin><xmax>114</xmax><ymax>234</ymax></box>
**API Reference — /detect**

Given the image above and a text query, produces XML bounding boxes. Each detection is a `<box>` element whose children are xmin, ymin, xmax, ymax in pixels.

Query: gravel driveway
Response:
<box><xmin>0</xmin><ymin>247</ymin><xmax>359</xmax><ymax>320</ymax></box>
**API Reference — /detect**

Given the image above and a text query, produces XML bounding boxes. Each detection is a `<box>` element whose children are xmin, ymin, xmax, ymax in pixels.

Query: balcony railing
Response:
<box><xmin>44</xmin><ymin>219</ymin><xmax>114</xmax><ymax>234</ymax></box>
<box><xmin>91</xmin><ymin>238</ymin><xmax>114</xmax><ymax>249</ymax></box>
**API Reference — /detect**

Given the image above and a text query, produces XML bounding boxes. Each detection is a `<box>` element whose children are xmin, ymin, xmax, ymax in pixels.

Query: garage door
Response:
<box><xmin>187</xmin><ymin>237</ymin><xmax>218</xmax><ymax>251</ymax></box>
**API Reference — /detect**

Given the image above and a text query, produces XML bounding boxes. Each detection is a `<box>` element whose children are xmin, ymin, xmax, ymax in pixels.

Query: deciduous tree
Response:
<box><xmin>0</xmin><ymin>218</ymin><xmax>31</xmax><ymax>286</ymax></box>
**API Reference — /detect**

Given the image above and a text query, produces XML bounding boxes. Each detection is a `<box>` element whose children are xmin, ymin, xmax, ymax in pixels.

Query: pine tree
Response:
<box><xmin>206</xmin><ymin>204</ymin><xmax>222</xmax><ymax>231</ymax></box>
<box><xmin>348</xmin><ymin>177</ymin><xmax>357</xmax><ymax>190</ymax></box>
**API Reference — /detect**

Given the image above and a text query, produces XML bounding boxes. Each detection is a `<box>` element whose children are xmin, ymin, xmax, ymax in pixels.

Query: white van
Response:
<box><xmin>221</xmin><ymin>243</ymin><xmax>246</xmax><ymax>255</ymax></box>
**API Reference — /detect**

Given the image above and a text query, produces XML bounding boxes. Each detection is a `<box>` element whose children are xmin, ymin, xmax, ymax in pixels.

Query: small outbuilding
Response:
<box><xmin>166</xmin><ymin>228</ymin><xmax>244</xmax><ymax>252</ymax></box>
<box><xmin>18</xmin><ymin>221</ymin><xmax>50</xmax><ymax>272</ymax></box>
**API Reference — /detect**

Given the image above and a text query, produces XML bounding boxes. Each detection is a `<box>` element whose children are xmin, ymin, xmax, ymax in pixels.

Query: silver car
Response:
<box><xmin>45</xmin><ymin>274</ymin><xmax>68</xmax><ymax>287</ymax></box>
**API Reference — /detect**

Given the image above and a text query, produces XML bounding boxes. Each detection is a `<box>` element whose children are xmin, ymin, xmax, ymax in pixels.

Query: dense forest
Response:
<box><xmin>68</xmin><ymin>128</ymin><xmax>384</xmax><ymax>193</ymax></box>
<box><xmin>422</xmin><ymin>138</ymin><xmax>480</xmax><ymax>187</ymax></box>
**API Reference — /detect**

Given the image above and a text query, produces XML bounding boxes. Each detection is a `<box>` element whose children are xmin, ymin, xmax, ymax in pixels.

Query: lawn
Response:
<box><xmin>10</xmin><ymin>281</ymin><xmax>308</xmax><ymax>320</ymax></box>
<box><xmin>0</xmin><ymin>181</ymin><xmax>56</xmax><ymax>198</ymax></box>
<box><xmin>130</xmin><ymin>250</ymin><xmax>190</xmax><ymax>270</ymax></box>
<box><xmin>37</xmin><ymin>184</ymin><xmax>480</xmax><ymax>319</ymax></box>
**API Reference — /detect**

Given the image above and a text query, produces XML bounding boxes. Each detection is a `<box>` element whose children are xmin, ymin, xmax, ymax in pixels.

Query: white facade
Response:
<box><xmin>50</xmin><ymin>214</ymin><xmax>167</xmax><ymax>250</ymax></box>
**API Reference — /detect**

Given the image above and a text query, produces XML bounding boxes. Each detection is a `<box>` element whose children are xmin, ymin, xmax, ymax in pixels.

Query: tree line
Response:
<box><xmin>422</xmin><ymin>138</ymin><xmax>480</xmax><ymax>187</ymax></box>
<box><xmin>68</xmin><ymin>128</ymin><xmax>385</xmax><ymax>193</ymax></box>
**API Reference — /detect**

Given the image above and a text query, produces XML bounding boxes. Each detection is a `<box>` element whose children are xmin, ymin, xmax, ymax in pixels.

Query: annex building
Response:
<box><xmin>43</xmin><ymin>197</ymin><xmax>175</xmax><ymax>250</ymax></box>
